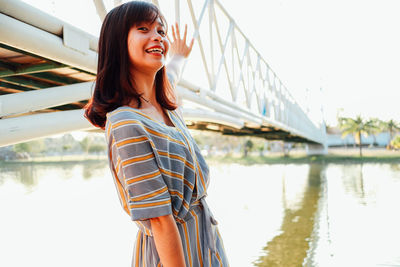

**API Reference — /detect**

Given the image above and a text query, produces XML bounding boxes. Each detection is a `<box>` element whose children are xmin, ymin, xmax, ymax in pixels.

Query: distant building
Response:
<box><xmin>326</xmin><ymin>127</ymin><xmax>391</xmax><ymax>147</ymax></box>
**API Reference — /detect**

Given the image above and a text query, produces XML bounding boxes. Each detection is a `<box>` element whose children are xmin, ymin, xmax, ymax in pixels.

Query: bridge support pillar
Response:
<box><xmin>306</xmin><ymin>143</ymin><xmax>328</xmax><ymax>155</ymax></box>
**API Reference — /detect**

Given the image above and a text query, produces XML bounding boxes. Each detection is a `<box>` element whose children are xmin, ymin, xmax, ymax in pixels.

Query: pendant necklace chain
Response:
<box><xmin>140</xmin><ymin>95</ymin><xmax>150</xmax><ymax>103</ymax></box>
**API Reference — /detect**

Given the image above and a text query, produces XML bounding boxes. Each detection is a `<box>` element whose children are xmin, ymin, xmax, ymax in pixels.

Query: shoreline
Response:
<box><xmin>1</xmin><ymin>149</ymin><xmax>399</xmax><ymax>165</ymax></box>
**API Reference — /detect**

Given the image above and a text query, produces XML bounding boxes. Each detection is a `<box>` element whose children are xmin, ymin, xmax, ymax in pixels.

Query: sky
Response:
<box><xmin>21</xmin><ymin>0</ymin><xmax>400</xmax><ymax>127</ymax></box>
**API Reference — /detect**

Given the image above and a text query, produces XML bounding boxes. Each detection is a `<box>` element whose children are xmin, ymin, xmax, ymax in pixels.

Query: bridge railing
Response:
<box><xmin>0</xmin><ymin>0</ymin><xmax>325</xmax><ymax>146</ymax></box>
<box><xmin>154</xmin><ymin>0</ymin><xmax>324</xmax><ymax>143</ymax></box>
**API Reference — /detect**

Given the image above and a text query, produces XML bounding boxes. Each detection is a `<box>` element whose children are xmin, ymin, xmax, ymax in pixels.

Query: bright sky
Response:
<box><xmin>22</xmin><ymin>0</ymin><xmax>400</xmax><ymax>127</ymax></box>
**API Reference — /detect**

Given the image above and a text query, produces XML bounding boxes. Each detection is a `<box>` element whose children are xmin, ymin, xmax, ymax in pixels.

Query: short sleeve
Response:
<box><xmin>111</xmin><ymin>120</ymin><xmax>172</xmax><ymax>221</ymax></box>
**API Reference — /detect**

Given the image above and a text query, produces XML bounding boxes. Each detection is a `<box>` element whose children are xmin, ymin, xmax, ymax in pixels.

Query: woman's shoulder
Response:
<box><xmin>105</xmin><ymin>106</ymin><xmax>146</xmax><ymax>136</ymax></box>
<box><xmin>107</xmin><ymin>106</ymin><xmax>140</xmax><ymax>123</ymax></box>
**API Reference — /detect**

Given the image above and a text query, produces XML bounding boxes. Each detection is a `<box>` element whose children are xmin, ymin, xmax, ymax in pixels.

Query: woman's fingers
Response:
<box><xmin>183</xmin><ymin>24</ymin><xmax>187</xmax><ymax>43</ymax></box>
<box><xmin>175</xmin><ymin>22</ymin><xmax>181</xmax><ymax>39</ymax></box>
<box><xmin>188</xmin><ymin>37</ymin><xmax>194</xmax><ymax>53</ymax></box>
<box><xmin>171</xmin><ymin>24</ymin><xmax>177</xmax><ymax>41</ymax></box>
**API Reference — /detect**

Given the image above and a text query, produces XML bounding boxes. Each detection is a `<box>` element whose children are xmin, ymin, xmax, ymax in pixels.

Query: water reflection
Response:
<box><xmin>1</xmin><ymin>161</ymin><xmax>399</xmax><ymax>267</ymax></box>
<box><xmin>254</xmin><ymin>164</ymin><xmax>324</xmax><ymax>267</ymax></box>
<box><xmin>0</xmin><ymin>160</ymin><xmax>108</xmax><ymax>189</ymax></box>
<box><xmin>340</xmin><ymin>164</ymin><xmax>366</xmax><ymax>204</ymax></box>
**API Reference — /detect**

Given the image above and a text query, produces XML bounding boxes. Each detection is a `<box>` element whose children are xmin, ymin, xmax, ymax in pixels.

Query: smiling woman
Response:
<box><xmin>83</xmin><ymin>1</ymin><xmax>228</xmax><ymax>266</ymax></box>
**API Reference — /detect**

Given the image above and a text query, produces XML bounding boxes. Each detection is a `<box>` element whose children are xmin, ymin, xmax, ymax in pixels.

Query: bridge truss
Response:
<box><xmin>0</xmin><ymin>0</ymin><xmax>326</xmax><ymax>150</ymax></box>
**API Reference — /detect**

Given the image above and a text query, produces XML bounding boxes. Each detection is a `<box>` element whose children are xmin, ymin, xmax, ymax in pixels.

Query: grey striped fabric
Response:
<box><xmin>105</xmin><ymin>106</ymin><xmax>229</xmax><ymax>266</ymax></box>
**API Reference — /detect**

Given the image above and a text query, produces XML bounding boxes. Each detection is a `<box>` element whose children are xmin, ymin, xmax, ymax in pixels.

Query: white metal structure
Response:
<box><xmin>0</xmin><ymin>0</ymin><xmax>326</xmax><ymax>151</ymax></box>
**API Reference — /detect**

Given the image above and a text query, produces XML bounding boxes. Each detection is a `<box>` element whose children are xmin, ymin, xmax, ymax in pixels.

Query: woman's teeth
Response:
<box><xmin>146</xmin><ymin>48</ymin><xmax>163</xmax><ymax>54</ymax></box>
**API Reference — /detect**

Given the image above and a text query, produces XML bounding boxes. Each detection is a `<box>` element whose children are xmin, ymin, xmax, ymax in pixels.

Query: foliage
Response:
<box><xmin>391</xmin><ymin>135</ymin><xmax>400</xmax><ymax>150</ymax></box>
<box><xmin>380</xmin><ymin>119</ymin><xmax>400</xmax><ymax>149</ymax></box>
<box><xmin>89</xmin><ymin>144</ymin><xmax>106</xmax><ymax>154</ymax></box>
<box><xmin>243</xmin><ymin>139</ymin><xmax>254</xmax><ymax>157</ymax></box>
<box><xmin>13</xmin><ymin>139</ymin><xmax>45</xmax><ymax>155</ymax></box>
<box><xmin>338</xmin><ymin>115</ymin><xmax>379</xmax><ymax>156</ymax></box>
<box><xmin>79</xmin><ymin>136</ymin><xmax>92</xmax><ymax>154</ymax></box>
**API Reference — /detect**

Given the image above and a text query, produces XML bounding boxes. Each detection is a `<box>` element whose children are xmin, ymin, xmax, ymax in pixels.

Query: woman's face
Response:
<box><xmin>127</xmin><ymin>17</ymin><xmax>169</xmax><ymax>74</ymax></box>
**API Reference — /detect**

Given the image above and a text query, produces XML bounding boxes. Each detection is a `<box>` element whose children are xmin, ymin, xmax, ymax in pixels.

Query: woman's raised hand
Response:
<box><xmin>168</xmin><ymin>23</ymin><xmax>194</xmax><ymax>58</ymax></box>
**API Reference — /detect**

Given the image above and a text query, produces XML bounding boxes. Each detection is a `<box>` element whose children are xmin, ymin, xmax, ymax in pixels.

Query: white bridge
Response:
<box><xmin>0</xmin><ymin>0</ymin><xmax>327</xmax><ymax>153</ymax></box>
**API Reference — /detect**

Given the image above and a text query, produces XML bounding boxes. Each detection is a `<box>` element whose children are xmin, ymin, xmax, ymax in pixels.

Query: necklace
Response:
<box><xmin>140</xmin><ymin>95</ymin><xmax>150</xmax><ymax>103</ymax></box>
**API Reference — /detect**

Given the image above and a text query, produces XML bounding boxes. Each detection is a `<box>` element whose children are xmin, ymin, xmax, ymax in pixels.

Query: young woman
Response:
<box><xmin>84</xmin><ymin>1</ymin><xmax>228</xmax><ymax>266</ymax></box>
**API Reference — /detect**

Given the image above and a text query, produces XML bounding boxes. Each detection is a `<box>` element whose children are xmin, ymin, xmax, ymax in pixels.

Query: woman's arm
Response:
<box><xmin>150</xmin><ymin>214</ymin><xmax>186</xmax><ymax>267</ymax></box>
<box><xmin>166</xmin><ymin>23</ymin><xmax>194</xmax><ymax>88</ymax></box>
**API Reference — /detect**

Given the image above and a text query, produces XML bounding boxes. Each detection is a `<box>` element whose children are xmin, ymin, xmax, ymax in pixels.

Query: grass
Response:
<box><xmin>0</xmin><ymin>154</ymin><xmax>108</xmax><ymax>165</ymax></box>
<box><xmin>1</xmin><ymin>148</ymin><xmax>399</xmax><ymax>166</ymax></box>
<box><xmin>205</xmin><ymin>149</ymin><xmax>400</xmax><ymax>165</ymax></box>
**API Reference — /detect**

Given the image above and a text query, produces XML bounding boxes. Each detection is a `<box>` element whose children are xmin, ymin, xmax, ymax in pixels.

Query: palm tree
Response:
<box><xmin>380</xmin><ymin>119</ymin><xmax>400</xmax><ymax>149</ymax></box>
<box><xmin>368</xmin><ymin>118</ymin><xmax>383</xmax><ymax>147</ymax></box>
<box><xmin>338</xmin><ymin>115</ymin><xmax>379</xmax><ymax>156</ymax></box>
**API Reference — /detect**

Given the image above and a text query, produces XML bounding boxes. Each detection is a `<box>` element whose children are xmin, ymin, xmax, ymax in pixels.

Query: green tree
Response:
<box><xmin>368</xmin><ymin>118</ymin><xmax>382</xmax><ymax>147</ymax></box>
<box><xmin>380</xmin><ymin>119</ymin><xmax>400</xmax><ymax>149</ymax></box>
<box><xmin>391</xmin><ymin>135</ymin><xmax>400</xmax><ymax>150</ymax></box>
<box><xmin>13</xmin><ymin>142</ymin><xmax>32</xmax><ymax>154</ymax></box>
<box><xmin>88</xmin><ymin>144</ymin><xmax>106</xmax><ymax>154</ymax></box>
<box><xmin>79</xmin><ymin>136</ymin><xmax>92</xmax><ymax>154</ymax></box>
<box><xmin>338</xmin><ymin>115</ymin><xmax>378</xmax><ymax>157</ymax></box>
<box><xmin>243</xmin><ymin>139</ymin><xmax>254</xmax><ymax>157</ymax></box>
<box><xmin>13</xmin><ymin>139</ymin><xmax>45</xmax><ymax>156</ymax></box>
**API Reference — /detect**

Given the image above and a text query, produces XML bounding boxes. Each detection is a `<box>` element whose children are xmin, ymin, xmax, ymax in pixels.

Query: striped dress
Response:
<box><xmin>105</xmin><ymin>106</ymin><xmax>229</xmax><ymax>267</ymax></box>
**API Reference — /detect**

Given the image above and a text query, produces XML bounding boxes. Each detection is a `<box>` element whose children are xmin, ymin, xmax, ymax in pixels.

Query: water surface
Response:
<box><xmin>0</xmin><ymin>161</ymin><xmax>399</xmax><ymax>266</ymax></box>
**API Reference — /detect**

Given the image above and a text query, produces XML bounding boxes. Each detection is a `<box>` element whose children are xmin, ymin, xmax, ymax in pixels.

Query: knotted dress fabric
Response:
<box><xmin>105</xmin><ymin>106</ymin><xmax>229</xmax><ymax>267</ymax></box>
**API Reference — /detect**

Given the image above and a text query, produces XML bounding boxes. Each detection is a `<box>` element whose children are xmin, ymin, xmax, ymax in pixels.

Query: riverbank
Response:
<box><xmin>205</xmin><ymin>148</ymin><xmax>400</xmax><ymax>165</ymax></box>
<box><xmin>1</xmin><ymin>148</ymin><xmax>399</xmax><ymax>165</ymax></box>
<box><xmin>0</xmin><ymin>154</ymin><xmax>108</xmax><ymax>165</ymax></box>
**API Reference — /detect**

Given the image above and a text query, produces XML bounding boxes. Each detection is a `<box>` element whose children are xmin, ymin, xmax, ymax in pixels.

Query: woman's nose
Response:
<box><xmin>151</xmin><ymin>30</ymin><xmax>163</xmax><ymax>42</ymax></box>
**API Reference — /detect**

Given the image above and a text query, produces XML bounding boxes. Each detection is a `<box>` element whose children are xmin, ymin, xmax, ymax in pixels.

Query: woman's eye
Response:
<box><xmin>138</xmin><ymin>27</ymin><xmax>148</xmax><ymax>31</ymax></box>
<box><xmin>158</xmin><ymin>30</ymin><xmax>166</xmax><ymax>36</ymax></box>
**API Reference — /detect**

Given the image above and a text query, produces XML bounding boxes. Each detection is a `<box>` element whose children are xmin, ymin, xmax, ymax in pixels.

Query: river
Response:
<box><xmin>0</xmin><ymin>161</ymin><xmax>399</xmax><ymax>266</ymax></box>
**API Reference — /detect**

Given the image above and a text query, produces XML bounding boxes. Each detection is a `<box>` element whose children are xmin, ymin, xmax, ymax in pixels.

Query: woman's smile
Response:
<box><xmin>127</xmin><ymin>18</ymin><xmax>169</xmax><ymax>72</ymax></box>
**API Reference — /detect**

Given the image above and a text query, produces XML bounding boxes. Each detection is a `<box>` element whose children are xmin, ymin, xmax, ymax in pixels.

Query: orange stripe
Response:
<box><xmin>123</xmin><ymin>153</ymin><xmax>154</xmax><ymax>166</ymax></box>
<box><xmin>160</xmin><ymin>168</ymin><xmax>184</xmax><ymax>180</ymax></box>
<box><xmin>116</xmin><ymin>136</ymin><xmax>148</xmax><ymax>147</ymax></box>
<box><xmin>183</xmin><ymin>223</ymin><xmax>193</xmax><ymax>267</ymax></box>
<box><xmin>169</xmin><ymin>190</ymin><xmax>184</xmax><ymax>199</ymax></box>
<box><xmin>158</xmin><ymin>150</ymin><xmax>195</xmax><ymax>170</ymax></box>
<box><xmin>172</xmin><ymin>123</ymin><xmax>201</xmax><ymax>192</ymax></box>
<box><xmin>196</xmin><ymin>161</ymin><xmax>206</xmax><ymax>189</ymax></box>
<box><xmin>126</xmin><ymin>170</ymin><xmax>161</xmax><ymax>185</ymax></box>
<box><xmin>129</xmin><ymin>199</ymin><xmax>171</xmax><ymax>209</ymax></box>
<box><xmin>106</xmin><ymin>121</ymin><xmax>112</xmax><ymax>141</ymax></box>
<box><xmin>130</xmin><ymin>187</ymin><xmax>168</xmax><ymax>201</ymax></box>
<box><xmin>216</xmin><ymin>251</ymin><xmax>222</xmax><ymax>267</ymax></box>
<box><xmin>190</xmin><ymin>210</ymin><xmax>203</xmax><ymax>267</ymax></box>
<box><xmin>145</xmin><ymin>127</ymin><xmax>186</xmax><ymax>146</ymax></box>
<box><xmin>110</xmin><ymin>149</ymin><xmax>130</xmax><ymax>215</ymax></box>
<box><xmin>115</xmin><ymin>157</ymin><xmax>121</xmax><ymax>174</ymax></box>
<box><xmin>111</xmin><ymin>119</ymin><xmax>140</xmax><ymax>129</ymax></box>
<box><xmin>109</xmin><ymin>113</ymin><xmax>186</xmax><ymax>146</ymax></box>
<box><xmin>184</xmin><ymin>179</ymin><xmax>194</xmax><ymax>190</ymax></box>
<box><xmin>142</xmin><ymin>234</ymin><xmax>146</xmax><ymax>267</ymax></box>
<box><xmin>209</xmin><ymin>249</ymin><xmax>211</xmax><ymax>266</ymax></box>
<box><xmin>135</xmin><ymin>233</ymin><xmax>140</xmax><ymax>267</ymax></box>
<box><xmin>169</xmin><ymin>190</ymin><xmax>190</xmax><ymax>211</ymax></box>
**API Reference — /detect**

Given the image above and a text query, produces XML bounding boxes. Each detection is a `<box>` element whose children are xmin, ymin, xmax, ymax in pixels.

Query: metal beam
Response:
<box><xmin>92</xmin><ymin>0</ymin><xmax>107</xmax><ymax>22</ymax></box>
<box><xmin>0</xmin><ymin>81</ymin><xmax>93</xmax><ymax>117</ymax></box>
<box><xmin>0</xmin><ymin>0</ymin><xmax>98</xmax><ymax>52</ymax></box>
<box><xmin>0</xmin><ymin>109</ymin><xmax>96</xmax><ymax>146</ymax></box>
<box><xmin>0</xmin><ymin>80</ymin><xmax>31</xmax><ymax>92</ymax></box>
<box><xmin>0</xmin><ymin>76</ymin><xmax>54</xmax><ymax>89</ymax></box>
<box><xmin>0</xmin><ymin>13</ymin><xmax>97</xmax><ymax>73</ymax></box>
<box><xmin>25</xmin><ymin>72</ymin><xmax>85</xmax><ymax>85</ymax></box>
<box><xmin>0</xmin><ymin>62</ymin><xmax>67</xmax><ymax>77</ymax></box>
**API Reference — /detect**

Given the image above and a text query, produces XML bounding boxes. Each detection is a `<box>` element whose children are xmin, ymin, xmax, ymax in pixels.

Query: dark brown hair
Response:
<box><xmin>84</xmin><ymin>1</ymin><xmax>177</xmax><ymax>130</ymax></box>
